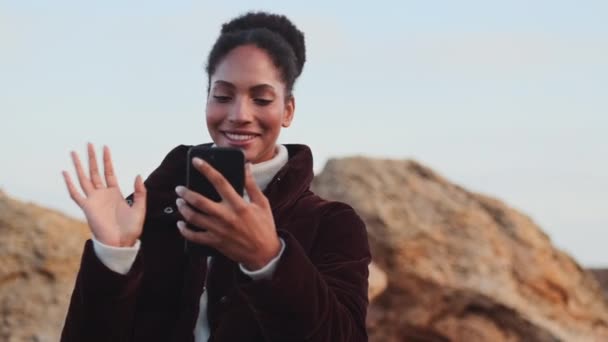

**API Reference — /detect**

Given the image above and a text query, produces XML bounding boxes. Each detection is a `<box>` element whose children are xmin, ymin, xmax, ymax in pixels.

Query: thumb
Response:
<box><xmin>132</xmin><ymin>175</ymin><xmax>147</xmax><ymax>212</ymax></box>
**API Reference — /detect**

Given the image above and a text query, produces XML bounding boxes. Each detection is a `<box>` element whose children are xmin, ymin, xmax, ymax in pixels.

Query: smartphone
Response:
<box><xmin>184</xmin><ymin>146</ymin><xmax>245</xmax><ymax>255</ymax></box>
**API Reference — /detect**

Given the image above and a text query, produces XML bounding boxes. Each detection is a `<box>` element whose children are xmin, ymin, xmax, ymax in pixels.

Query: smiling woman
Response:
<box><xmin>60</xmin><ymin>11</ymin><xmax>371</xmax><ymax>342</ymax></box>
<box><xmin>206</xmin><ymin>45</ymin><xmax>294</xmax><ymax>164</ymax></box>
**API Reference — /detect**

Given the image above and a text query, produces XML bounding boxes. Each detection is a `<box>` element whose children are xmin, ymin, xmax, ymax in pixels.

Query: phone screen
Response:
<box><xmin>186</xmin><ymin>146</ymin><xmax>245</xmax><ymax>202</ymax></box>
<box><xmin>184</xmin><ymin>146</ymin><xmax>245</xmax><ymax>255</ymax></box>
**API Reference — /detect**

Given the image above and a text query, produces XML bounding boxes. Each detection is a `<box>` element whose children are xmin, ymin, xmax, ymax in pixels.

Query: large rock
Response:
<box><xmin>312</xmin><ymin>157</ymin><xmax>608</xmax><ymax>342</ymax></box>
<box><xmin>368</xmin><ymin>262</ymin><xmax>388</xmax><ymax>302</ymax></box>
<box><xmin>0</xmin><ymin>190</ymin><xmax>89</xmax><ymax>342</ymax></box>
<box><xmin>590</xmin><ymin>269</ymin><xmax>608</xmax><ymax>300</ymax></box>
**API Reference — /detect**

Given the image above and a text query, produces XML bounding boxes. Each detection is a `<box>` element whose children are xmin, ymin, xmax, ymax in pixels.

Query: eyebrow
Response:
<box><xmin>213</xmin><ymin>80</ymin><xmax>276</xmax><ymax>93</ymax></box>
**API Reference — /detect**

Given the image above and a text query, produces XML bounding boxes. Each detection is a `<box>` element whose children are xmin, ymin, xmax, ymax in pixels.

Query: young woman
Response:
<box><xmin>61</xmin><ymin>12</ymin><xmax>371</xmax><ymax>342</ymax></box>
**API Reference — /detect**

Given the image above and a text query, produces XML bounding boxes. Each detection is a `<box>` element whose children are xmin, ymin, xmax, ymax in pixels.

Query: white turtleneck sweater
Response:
<box><xmin>91</xmin><ymin>144</ymin><xmax>289</xmax><ymax>342</ymax></box>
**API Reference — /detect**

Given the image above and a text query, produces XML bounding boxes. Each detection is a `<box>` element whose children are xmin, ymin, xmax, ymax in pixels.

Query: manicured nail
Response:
<box><xmin>177</xmin><ymin>220</ymin><xmax>186</xmax><ymax>231</ymax></box>
<box><xmin>192</xmin><ymin>157</ymin><xmax>204</xmax><ymax>166</ymax></box>
<box><xmin>176</xmin><ymin>198</ymin><xmax>186</xmax><ymax>207</ymax></box>
<box><xmin>175</xmin><ymin>186</ymin><xmax>186</xmax><ymax>195</ymax></box>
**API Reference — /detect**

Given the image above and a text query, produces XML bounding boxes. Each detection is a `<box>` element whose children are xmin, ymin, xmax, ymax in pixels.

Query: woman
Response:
<box><xmin>61</xmin><ymin>11</ymin><xmax>371</xmax><ymax>342</ymax></box>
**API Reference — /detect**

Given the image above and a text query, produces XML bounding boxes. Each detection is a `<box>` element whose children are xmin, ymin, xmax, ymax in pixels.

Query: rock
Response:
<box><xmin>368</xmin><ymin>262</ymin><xmax>388</xmax><ymax>302</ymax></box>
<box><xmin>0</xmin><ymin>190</ymin><xmax>89</xmax><ymax>342</ymax></box>
<box><xmin>312</xmin><ymin>157</ymin><xmax>608</xmax><ymax>342</ymax></box>
<box><xmin>590</xmin><ymin>269</ymin><xmax>608</xmax><ymax>300</ymax></box>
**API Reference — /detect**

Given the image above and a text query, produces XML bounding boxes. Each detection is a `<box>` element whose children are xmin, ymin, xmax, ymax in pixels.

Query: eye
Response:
<box><xmin>213</xmin><ymin>95</ymin><xmax>231</xmax><ymax>103</ymax></box>
<box><xmin>253</xmin><ymin>98</ymin><xmax>272</xmax><ymax>106</ymax></box>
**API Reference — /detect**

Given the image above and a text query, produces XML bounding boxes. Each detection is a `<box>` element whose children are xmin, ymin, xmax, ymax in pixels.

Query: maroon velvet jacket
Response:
<box><xmin>61</xmin><ymin>144</ymin><xmax>371</xmax><ymax>342</ymax></box>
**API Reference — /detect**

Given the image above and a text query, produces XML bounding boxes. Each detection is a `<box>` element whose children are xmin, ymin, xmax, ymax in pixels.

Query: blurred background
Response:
<box><xmin>1</xmin><ymin>0</ymin><xmax>606</xmax><ymax>266</ymax></box>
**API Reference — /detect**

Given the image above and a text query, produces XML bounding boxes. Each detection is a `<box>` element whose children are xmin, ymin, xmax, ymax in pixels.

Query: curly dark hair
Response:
<box><xmin>205</xmin><ymin>12</ymin><xmax>306</xmax><ymax>97</ymax></box>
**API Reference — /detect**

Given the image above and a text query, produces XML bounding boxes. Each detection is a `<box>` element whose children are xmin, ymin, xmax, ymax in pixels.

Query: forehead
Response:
<box><xmin>211</xmin><ymin>45</ymin><xmax>284</xmax><ymax>90</ymax></box>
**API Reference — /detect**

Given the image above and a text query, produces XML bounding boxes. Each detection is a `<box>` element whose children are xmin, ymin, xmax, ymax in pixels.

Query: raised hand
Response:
<box><xmin>62</xmin><ymin>143</ymin><xmax>146</xmax><ymax>247</ymax></box>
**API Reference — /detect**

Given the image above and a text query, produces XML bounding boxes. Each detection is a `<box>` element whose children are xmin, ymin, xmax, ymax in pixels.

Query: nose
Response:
<box><xmin>227</xmin><ymin>97</ymin><xmax>253</xmax><ymax>124</ymax></box>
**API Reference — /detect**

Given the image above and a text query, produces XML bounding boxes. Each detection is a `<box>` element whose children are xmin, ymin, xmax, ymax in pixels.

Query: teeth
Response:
<box><xmin>225</xmin><ymin>132</ymin><xmax>256</xmax><ymax>141</ymax></box>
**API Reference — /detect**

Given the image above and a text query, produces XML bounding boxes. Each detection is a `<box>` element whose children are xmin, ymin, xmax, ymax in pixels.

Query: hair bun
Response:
<box><xmin>221</xmin><ymin>12</ymin><xmax>306</xmax><ymax>76</ymax></box>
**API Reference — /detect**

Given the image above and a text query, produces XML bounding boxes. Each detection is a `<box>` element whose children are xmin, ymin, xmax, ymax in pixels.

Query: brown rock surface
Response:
<box><xmin>0</xmin><ymin>190</ymin><xmax>89</xmax><ymax>342</ymax></box>
<box><xmin>368</xmin><ymin>262</ymin><xmax>388</xmax><ymax>302</ymax></box>
<box><xmin>312</xmin><ymin>157</ymin><xmax>608</xmax><ymax>342</ymax></box>
<box><xmin>590</xmin><ymin>269</ymin><xmax>608</xmax><ymax>300</ymax></box>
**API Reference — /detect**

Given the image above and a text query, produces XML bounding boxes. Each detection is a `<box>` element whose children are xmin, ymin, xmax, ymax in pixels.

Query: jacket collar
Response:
<box><xmin>263</xmin><ymin>144</ymin><xmax>314</xmax><ymax>214</ymax></box>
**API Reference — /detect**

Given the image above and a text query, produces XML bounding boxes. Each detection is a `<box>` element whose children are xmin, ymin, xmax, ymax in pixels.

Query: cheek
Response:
<box><xmin>261</xmin><ymin>106</ymin><xmax>286</xmax><ymax>131</ymax></box>
<box><xmin>205</xmin><ymin>105</ymin><xmax>222</xmax><ymax>127</ymax></box>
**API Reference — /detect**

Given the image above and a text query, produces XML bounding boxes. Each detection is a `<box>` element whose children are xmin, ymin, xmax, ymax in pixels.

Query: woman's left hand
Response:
<box><xmin>175</xmin><ymin>157</ymin><xmax>281</xmax><ymax>270</ymax></box>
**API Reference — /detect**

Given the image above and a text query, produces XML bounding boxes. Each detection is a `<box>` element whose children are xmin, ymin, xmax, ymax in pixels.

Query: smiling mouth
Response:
<box><xmin>223</xmin><ymin>132</ymin><xmax>258</xmax><ymax>142</ymax></box>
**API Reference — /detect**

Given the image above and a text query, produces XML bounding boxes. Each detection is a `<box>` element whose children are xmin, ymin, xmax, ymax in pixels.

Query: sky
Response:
<box><xmin>1</xmin><ymin>1</ymin><xmax>606</xmax><ymax>266</ymax></box>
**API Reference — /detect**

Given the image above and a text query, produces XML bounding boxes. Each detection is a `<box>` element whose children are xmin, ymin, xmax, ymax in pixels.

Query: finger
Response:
<box><xmin>103</xmin><ymin>145</ymin><xmax>119</xmax><ymax>188</ymax></box>
<box><xmin>87</xmin><ymin>143</ymin><xmax>105</xmax><ymax>189</ymax></box>
<box><xmin>244</xmin><ymin>163</ymin><xmax>267</xmax><ymax>206</ymax></box>
<box><xmin>193</xmin><ymin>158</ymin><xmax>243</xmax><ymax>205</ymax></box>
<box><xmin>175</xmin><ymin>197</ymin><xmax>223</xmax><ymax>232</ymax></box>
<box><xmin>71</xmin><ymin>150</ymin><xmax>94</xmax><ymax>196</ymax></box>
<box><xmin>176</xmin><ymin>185</ymin><xmax>223</xmax><ymax>217</ymax></box>
<box><xmin>177</xmin><ymin>220</ymin><xmax>222</xmax><ymax>246</ymax></box>
<box><xmin>62</xmin><ymin>171</ymin><xmax>85</xmax><ymax>207</ymax></box>
<box><xmin>132</xmin><ymin>175</ymin><xmax>146</xmax><ymax>212</ymax></box>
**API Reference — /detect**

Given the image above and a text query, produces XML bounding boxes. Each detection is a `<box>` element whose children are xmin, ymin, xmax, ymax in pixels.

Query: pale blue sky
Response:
<box><xmin>1</xmin><ymin>1</ymin><xmax>606</xmax><ymax>265</ymax></box>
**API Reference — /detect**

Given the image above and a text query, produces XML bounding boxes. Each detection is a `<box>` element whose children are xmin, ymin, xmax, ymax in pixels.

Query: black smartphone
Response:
<box><xmin>184</xmin><ymin>145</ymin><xmax>245</xmax><ymax>255</ymax></box>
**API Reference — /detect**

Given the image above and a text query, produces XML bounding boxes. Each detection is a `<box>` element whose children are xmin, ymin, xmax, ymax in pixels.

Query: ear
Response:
<box><xmin>282</xmin><ymin>96</ymin><xmax>295</xmax><ymax>128</ymax></box>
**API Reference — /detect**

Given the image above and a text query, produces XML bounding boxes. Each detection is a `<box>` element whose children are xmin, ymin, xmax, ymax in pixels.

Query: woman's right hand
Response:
<box><xmin>62</xmin><ymin>143</ymin><xmax>147</xmax><ymax>247</ymax></box>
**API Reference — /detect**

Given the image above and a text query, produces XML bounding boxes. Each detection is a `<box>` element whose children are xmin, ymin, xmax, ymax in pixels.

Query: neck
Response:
<box><xmin>250</xmin><ymin>145</ymin><xmax>289</xmax><ymax>191</ymax></box>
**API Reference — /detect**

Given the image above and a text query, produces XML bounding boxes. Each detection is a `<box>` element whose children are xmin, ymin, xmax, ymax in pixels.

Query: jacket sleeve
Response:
<box><xmin>237</xmin><ymin>203</ymin><xmax>371</xmax><ymax>341</ymax></box>
<box><xmin>60</xmin><ymin>240</ymin><xmax>145</xmax><ymax>342</ymax></box>
<box><xmin>92</xmin><ymin>237</ymin><xmax>141</xmax><ymax>274</ymax></box>
<box><xmin>60</xmin><ymin>144</ymin><xmax>188</xmax><ymax>342</ymax></box>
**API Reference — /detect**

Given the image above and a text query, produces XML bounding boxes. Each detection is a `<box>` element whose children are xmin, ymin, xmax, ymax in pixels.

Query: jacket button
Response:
<box><xmin>220</xmin><ymin>296</ymin><xmax>228</xmax><ymax>304</ymax></box>
<box><xmin>164</xmin><ymin>206</ymin><xmax>174</xmax><ymax>214</ymax></box>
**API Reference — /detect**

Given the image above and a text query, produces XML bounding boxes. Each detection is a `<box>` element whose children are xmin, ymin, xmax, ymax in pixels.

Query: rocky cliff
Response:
<box><xmin>0</xmin><ymin>190</ymin><xmax>89</xmax><ymax>342</ymax></box>
<box><xmin>590</xmin><ymin>269</ymin><xmax>608</xmax><ymax>301</ymax></box>
<box><xmin>312</xmin><ymin>157</ymin><xmax>608</xmax><ymax>341</ymax></box>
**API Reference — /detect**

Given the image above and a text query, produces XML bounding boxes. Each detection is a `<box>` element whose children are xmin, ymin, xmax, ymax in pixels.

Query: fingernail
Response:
<box><xmin>175</xmin><ymin>186</ymin><xmax>186</xmax><ymax>195</ymax></box>
<box><xmin>177</xmin><ymin>220</ymin><xmax>186</xmax><ymax>231</ymax></box>
<box><xmin>176</xmin><ymin>198</ymin><xmax>186</xmax><ymax>207</ymax></box>
<box><xmin>193</xmin><ymin>157</ymin><xmax>204</xmax><ymax>166</ymax></box>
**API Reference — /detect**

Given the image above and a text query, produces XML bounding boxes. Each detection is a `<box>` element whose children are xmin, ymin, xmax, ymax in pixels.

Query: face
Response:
<box><xmin>206</xmin><ymin>44</ymin><xmax>295</xmax><ymax>164</ymax></box>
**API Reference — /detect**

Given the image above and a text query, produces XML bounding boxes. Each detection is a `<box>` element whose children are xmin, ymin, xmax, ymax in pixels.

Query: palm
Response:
<box><xmin>63</xmin><ymin>143</ymin><xmax>147</xmax><ymax>247</ymax></box>
<box><xmin>82</xmin><ymin>187</ymin><xmax>144</xmax><ymax>246</ymax></box>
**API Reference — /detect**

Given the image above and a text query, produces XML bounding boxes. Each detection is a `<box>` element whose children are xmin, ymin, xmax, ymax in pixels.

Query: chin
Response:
<box><xmin>243</xmin><ymin>151</ymin><xmax>258</xmax><ymax>163</ymax></box>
